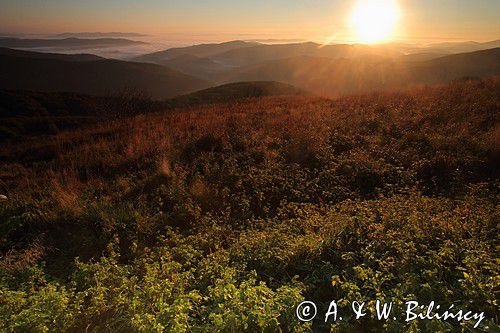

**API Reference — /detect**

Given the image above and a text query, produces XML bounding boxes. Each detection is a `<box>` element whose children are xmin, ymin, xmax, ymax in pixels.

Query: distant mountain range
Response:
<box><xmin>50</xmin><ymin>32</ymin><xmax>148</xmax><ymax>38</ymax></box>
<box><xmin>0</xmin><ymin>48</ymin><xmax>208</xmax><ymax>99</ymax></box>
<box><xmin>134</xmin><ymin>40</ymin><xmax>500</xmax><ymax>96</ymax></box>
<box><xmin>0</xmin><ymin>37</ymin><xmax>147</xmax><ymax>49</ymax></box>
<box><xmin>135</xmin><ymin>41</ymin><xmax>403</xmax><ymax>67</ymax></box>
<box><xmin>135</xmin><ymin>40</ymin><xmax>257</xmax><ymax>63</ymax></box>
<box><xmin>425</xmin><ymin>39</ymin><xmax>500</xmax><ymax>53</ymax></box>
<box><xmin>1</xmin><ymin>39</ymin><xmax>499</xmax><ymax>100</ymax></box>
<box><xmin>0</xmin><ymin>47</ymin><xmax>104</xmax><ymax>61</ymax></box>
<box><xmin>216</xmin><ymin>48</ymin><xmax>500</xmax><ymax>95</ymax></box>
<box><xmin>136</xmin><ymin>39</ymin><xmax>500</xmax><ymax>67</ymax></box>
<box><xmin>150</xmin><ymin>54</ymin><xmax>234</xmax><ymax>80</ymax></box>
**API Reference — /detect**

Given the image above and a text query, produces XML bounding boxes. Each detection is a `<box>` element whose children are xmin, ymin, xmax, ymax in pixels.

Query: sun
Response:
<box><xmin>350</xmin><ymin>0</ymin><xmax>400</xmax><ymax>44</ymax></box>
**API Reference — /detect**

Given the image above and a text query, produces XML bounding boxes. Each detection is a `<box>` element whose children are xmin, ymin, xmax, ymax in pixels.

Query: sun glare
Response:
<box><xmin>350</xmin><ymin>0</ymin><xmax>400</xmax><ymax>44</ymax></box>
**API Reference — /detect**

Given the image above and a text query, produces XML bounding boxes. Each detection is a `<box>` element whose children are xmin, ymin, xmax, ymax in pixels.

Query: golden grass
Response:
<box><xmin>1</xmin><ymin>77</ymin><xmax>498</xmax><ymax>199</ymax></box>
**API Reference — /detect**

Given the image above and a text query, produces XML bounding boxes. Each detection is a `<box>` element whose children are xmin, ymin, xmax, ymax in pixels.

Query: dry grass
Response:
<box><xmin>0</xmin><ymin>240</ymin><xmax>45</xmax><ymax>272</ymax></box>
<box><xmin>0</xmin><ymin>77</ymin><xmax>498</xmax><ymax>332</ymax></box>
<box><xmin>1</xmin><ymin>78</ymin><xmax>497</xmax><ymax>195</ymax></box>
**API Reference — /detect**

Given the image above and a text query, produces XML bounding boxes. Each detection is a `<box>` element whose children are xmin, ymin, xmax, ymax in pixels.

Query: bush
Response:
<box><xmin>1</xmin><ymin>78</ymin><xmax>498</xmax><ymax>332</ymax></box>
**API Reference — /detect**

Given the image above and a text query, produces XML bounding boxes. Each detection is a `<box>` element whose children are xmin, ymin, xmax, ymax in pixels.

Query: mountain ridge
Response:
<box><xmin>0</xmin><ymin>48</ymin><xmax>209</xmax><ymax>99</ymax></box>
<box><xmin>215</xmin><ymin>47</ymin><xmax>500</xmax><ymax>96</ymax></box>
<box><xmin>134</xmin><ymin>40</ymin><xmax>257</xmax><ymax>63</ymax></box>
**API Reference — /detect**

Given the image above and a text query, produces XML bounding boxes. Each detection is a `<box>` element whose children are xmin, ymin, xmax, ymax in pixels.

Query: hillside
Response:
<box><xmin>0</xmin><ymin>78</ymin><xmax>498</xmax><ymax>331</ymax></box>
<box><xmin>0</xmin><ymin>90</ymin><xmax>105</xmax><ymax>141</ymax></box>
<box><xmin>133</xmin><ymin>41</ymin><xmax>500</xmax><ymax>95</ymax></box>
<box><xmin>0</xmin><ymin>48</ymin><xmax>210</xmax><ymax>99</ymax></box>
<box><xmin>209</xmin><ymin>42</ymin><xmax>374</xmax><ymax>67</ymax></box>
<box><xmin>154</xmin><ymin>53</ymin><xmax>232</xmax><ymax>80</ymax></box>
<box><xmin>139</xmin><ymin>40</ymin><xmax>500</xmax><ymax>70</ymax></box>
<box><xmin>134</xmin><ymin>40</ymin><xmax>256</xmax><ymax>63</ymax></box>
<box><xmin>400</xmin><ymin>52</ymin><xmax>448</xmax><ymax>62</ymax></box>
<box><xmin>138</xmin><ymin>41</ymin><xmax>401</xmax><ymax>68</ymax></box>
<box><xmin>136</xmin><ymin>40</ymin><xmax>500</xmax><ymax>69</ymax></box>
<box><xmin>427</xmin><ymin>39</ymin><xmax>500</xmax><ymax>53</ymax></box>
<box><xmin>0</xmin><ymin>47</ymin><xmax>104</xmax><ymax>61</ymax></box>
<box><xmin>164</xmin><ymin>81</ymin><xmax>307</xmax><ymax>107</ymax></box>
<box><xmin>0</xmin><ymin>90</ymin><xmax>164</xmax><ymax>142</ymax></box>
<box><xmin>217</xmin><ymin>48</ymin><xmax>500</xmax><ymax>96</ymax></box>
<box><xmin>0</xmin><ymin>81</ymin><xmax>305</xmax><ymax>141</ymax></box>
<box><xmin>417</xmin><ymin>47</ymin><xmax>500</xmax><ymax>79</ymax></box>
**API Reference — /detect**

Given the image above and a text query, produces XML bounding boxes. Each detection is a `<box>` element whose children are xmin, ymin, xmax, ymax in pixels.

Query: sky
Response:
<box><xmin>1</xmin><ymin>0</ymin><xmax>499</xmax><ymax>43</ymax></box>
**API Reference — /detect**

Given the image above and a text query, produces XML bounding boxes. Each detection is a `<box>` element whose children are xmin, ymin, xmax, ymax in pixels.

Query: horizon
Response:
<box><xmin>1</xmin><ymin>33</ymin><xmax>499</xmax><ymax>48</ymax></box>
<box><xmin>1</xmin><ymin>33</ymin><xmax>499</xmax><ymax>62</ymax></box>
<box><xmin>1</xmin><ymin>0</ymin><xmax>499</xmax><ymax>45</ymax></box>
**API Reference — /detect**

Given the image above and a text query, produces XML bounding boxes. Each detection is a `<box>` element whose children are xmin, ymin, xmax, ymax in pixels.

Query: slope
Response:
<box><xmin>0</xmin><ymin>48</ymin><xmax>210</xmax><ymax>99</ymax></box>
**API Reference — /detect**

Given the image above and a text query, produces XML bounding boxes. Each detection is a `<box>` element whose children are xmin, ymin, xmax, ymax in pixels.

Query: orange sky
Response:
<box><xmin>1</xmin><ymin>0</ymin><xmax>499</xmax><ymax>43</ymax></box>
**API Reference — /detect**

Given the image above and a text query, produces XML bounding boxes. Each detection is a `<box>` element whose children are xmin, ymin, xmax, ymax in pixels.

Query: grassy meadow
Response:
<box><xmin>0</xmin><ymin>78</ymin><xmax>499</xmax><ymax>332</ymax></box>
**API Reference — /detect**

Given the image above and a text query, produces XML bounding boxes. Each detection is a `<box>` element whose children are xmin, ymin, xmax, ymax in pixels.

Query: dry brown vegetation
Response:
<box><xmin>0</xmin><ymin>77</ymin><xmax>498</xmax><ymax>332</ymax></box>
<box><xmin>2</xmin><ymin>78</ymin><xmax>498</xmax><ymax>193</ymax></box>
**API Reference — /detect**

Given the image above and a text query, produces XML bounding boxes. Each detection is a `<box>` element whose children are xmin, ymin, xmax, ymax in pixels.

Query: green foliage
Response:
<box><xmin>0</xmin><ymin>236</ymin><xmax>307</xmax><ymax>332</ymax></box>
<box><xmin>0</xmin><ymin>78</ymin><xmax>498</xmax><ymax>331</ymax></box>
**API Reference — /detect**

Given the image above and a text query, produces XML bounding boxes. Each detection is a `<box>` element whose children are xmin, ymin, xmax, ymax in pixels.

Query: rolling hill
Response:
<box><xmin>163</xmin><ymin>81</ymin><xmax>306</xmax><ymax>108</ymax></box>
<box><xmin>0</xmin><ymin>81</ymin><xmax>305</xmax><ymax>142</ymax></box>
<box><xmin>138</xmin><ymin>41</ymin><xmax>402</xmax><ymax>69</ymax></box>
<box><xmin>0</xmin><ymin>90</ymin><xmax>108</xmax><ymax>142</ymax></box>
<box><xmin>134</xmin><ymin>40</ymin><xmax>256</xmax><ymax>63</ymax></box>
<box><xmin>154</xmin><ymin>54</ymin><xmax>232</xmax><ymax>80</ymax></box>
<box><xmin>208</xmin><ymin>42</ymin><xmax>365</xmax><ymax>67</ymax></box>
<box><xmin>1</xmin><ymin>77</ymin><xmax>498</xmax><ymax>331</ymax></box>
<box><xmin>400</xmin><ymin>52</ymin><xmax>448</xmax><ymax>62</ymax></box>
<box><xmin>426</xmin><ymin>39</ymin><xmax>500</xmax><ymax>53</ymax></box>
<box><xmin>0</xmin><ymin>47</ymin><xmax>104</xmax><ymax>61</ymax></box>
<box><xmin>216</xmin><ymin>48</ymin><xmax>500</xmax><ymax>96</ymax></box>
<box><xmin>134</xmin><ymin>40</ymin><xmax>500</xmax><ymax>81</ymax></box>
<box><xmin>2</xmin><ymin>41</ymin><xmax>498</xmax><ymax>101</ymax></box>
<box><xmin>0</xmin><ymin>48</ymin><xmax>210</xmax><ymax>99</ymax></box>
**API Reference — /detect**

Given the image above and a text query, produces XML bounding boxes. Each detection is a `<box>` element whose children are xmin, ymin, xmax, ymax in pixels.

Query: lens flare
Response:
<box><xmin>350</xmin><ymin>0</ymin><xmax>400</xmax><ymax>43</ymax></box>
